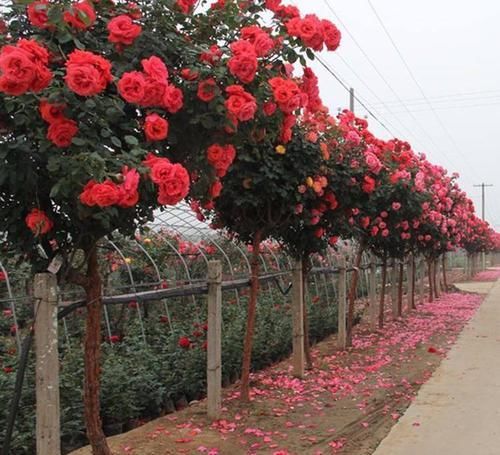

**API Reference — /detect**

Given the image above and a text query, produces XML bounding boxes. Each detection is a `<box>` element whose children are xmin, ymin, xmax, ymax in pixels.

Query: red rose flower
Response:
<box><xmin>362</xmin><ymin>175</ymin><xmax>376</xmax><ymax>194</ymax></box>
<box><xmin>65</xmin><ymin>50</ymin><xmax>113</xmax><ymax>96</ymax></box>
<box><xmin>241</xmin><ymin>26</ymin><xmax>274</xmax><ymax>57</ymax></box>
<box><xmin>322</xmin><ymin>19</ymin><xmax>341</xmax><ymax>51</ymax></box>
<box><xmin>107</xmin><ymin>15</ymin><xmax>142</xmax><ymax>46</ymax></box>
<box><xmin>63</xmin><ymin>1</ymin><xmax>96</xmax><ymax>30</ymax></box>
<box><xmin>0</xmin><ymin>40</ymin><xmax>52</xmax><ymax>95</ymax></box>
<box><xmin>180</xmin><ymin>68</ymin><xmax>199</xmax><ymax>81</ymax></box>
<box><xmin>178</xmin><ymin>336</ymin><xmax>191</xmax><ymax>349</ymax></box>
<box><xmin>263</xmin><ymin>101</ymin><xmax>277</xmax><ymax>116</ymax></box>
<box><xmin>224</xmin><ymin>85</ymin><xmax>257</xmax><ymax>122</ymax></box>
<box><xmin>209</xmin><ymin>180</ymin><xmax>223</xmax><ymax>198</ymax></box>
<box><xmin>27</xmin><ymin>1</ymin><xmax>51</xmax><ymax>29</ymax></box>
<box><xmin>269</xmin><ymin>77</ymin><xmax>303</xmax><ymax>114</ymax></box>
<box><xmin>118</xmin><ymin>166</ymin><xmax>140</xmax><ymax>208</ymax></box>
<box><xmin>39</xmin><ymin>100</ymin><xmax>66</xmax><ymax>124</ymax></box>
<box><xmin>143</xmin><ymin>155</ymin><xmax>190</xmax><ymax>205</ymax></box>
<box><xmin>118</xmin><ymin>71</ymin><xmax>146</xmax><ymax>103</ymax></box>
<box><xmin>141</xmin><ymin>56</ymin><xmax>168</xmax><ymax>82</ymax></box>
<box><xmin>163</xmin><ymin>85</ymin><xmax>183</xmax><ymax>113</ymax></box>
<box><xmin>141</xmin><ymin>78</ymin><xmax>168</xmax><ymax>107</ymax></box>
<box><xmin>197</xmin><ymin>78</ymin><xmax>218</xmax><ymax>102</ymax></box>
<box><xmin>200</xmin><ymin>45</ymin><xmax>222</xmax><ymax>66</ymax></box>
<box><xmin>207</xmin><ymin>143</ymin><xmax>236</xmax><ymax>177</ymax></box>
<box><xmin>144</xmin><ymin>113</ymin><xmax>169</xmax><ymax>141</ymax></box>
<box><xmin>47</xmin><ymin>118</ymin><xmax>78</xmax><ymax>147</ymax></box>
<box><xmin>176</xmin><ymin>0</ymin><xmax>196</xmax><ymax>14</ymax></box>
<box><xmin>157</xmin><ymin>164</ymin><xmax>190</xmax><ymax>205</ymax></box>
<box><xmin>80</xmin><ymin>180</ymin><xmax>122</xmax><ymax>207</ymax></box>
<box><xmin>25</xmin><ymin>208</ymin><xmax>53</xmax><ymax>235</ymax></box>
<box><xmin>227</xmin><ymin>40</ymin><xmax>257</xmax><ymax>84</ymax></box>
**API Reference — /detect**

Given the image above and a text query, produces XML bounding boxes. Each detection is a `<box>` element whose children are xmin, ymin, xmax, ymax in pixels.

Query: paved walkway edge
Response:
<box><xmin>372</xmin><ymin>280</ymin><xmax>500</xmax><ymax>455</ymax></box>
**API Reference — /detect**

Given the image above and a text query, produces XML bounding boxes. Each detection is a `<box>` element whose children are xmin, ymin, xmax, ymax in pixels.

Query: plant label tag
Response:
<box><xmin>47</xmin><ymin>254</ymin><xmax>63</xmax><ymax>274</ymax></box>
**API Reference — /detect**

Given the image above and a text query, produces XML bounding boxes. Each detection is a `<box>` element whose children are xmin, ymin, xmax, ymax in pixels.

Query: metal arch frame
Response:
<box><xmin>134</xmin><ymin>238</ymin><xmax>191</xmax><ymax>333</ymax></box>
<box><xmin>0</xmin><ymin>261</ymin><xmax>21</xmax><ymax>352</ymax></box>
<box><xmin>152</xmin><ymin>210</ymin><xmax>243</xmax><ymax>305</ymax></box>
<box><xmin>106</xmin><ymin>239</ymin><xmax>146</xmax><ymax>343</ymax></box>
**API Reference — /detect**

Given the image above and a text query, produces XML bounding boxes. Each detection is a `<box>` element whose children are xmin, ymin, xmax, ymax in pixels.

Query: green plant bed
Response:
<box><xmin>0</xmin><ymin>285</ymin><xmax>340</xmax><ymax>454</ymax></box>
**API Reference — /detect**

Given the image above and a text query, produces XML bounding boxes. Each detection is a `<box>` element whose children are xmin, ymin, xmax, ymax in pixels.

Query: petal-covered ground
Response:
<box><xmin>473</xmin><ymin>269</ymin><xmax>500</xmax><ymax>282</ymax></box>
<box><xmin>71</xmin><ymin>288</ymin><xmax>484</xmax><ymax>455</ymax></box>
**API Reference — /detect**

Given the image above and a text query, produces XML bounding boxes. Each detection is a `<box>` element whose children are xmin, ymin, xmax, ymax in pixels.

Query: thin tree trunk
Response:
<box><xmin>433</xmin><ymin>259</ymin><xmax>440</xmax><ymax>299</ymax></box>
<box><xmin>411</xmin><ymin>255</ymin><xmax>417</xmax><ymax>309</ymax></box>
<box><xmin>378</xmin><ymin>255</ymin><xmax>387</xmax><ymax>329</ymax></box>
<box><xmin>83</xmin><ymin>246</ymin><xmax>111</xmax><ymax>455</ymax></box>
<box><xmin>427</xmin><ymin>259</ymin><xmax>434</xmax><ymax>303</ymax></box>
<box><xmin>240</xmin><ymin>230</ymin><xmax>263</xmax><ymax>402</ymax></box>
<box><xmin>302</xmin><ymin>257</ymin><xmax>313</xmax><ymax>370</ymax></box>
<box><xmin>347</xmin><ymin>243</ymin><xmax>365</xmax><ymax>347</ymax></box>
<box><xmin>397</xmin><ymin>261</ymin><xmax>404</xmax><ymax>317</ymax></box>
<box><xmin>442</xmin><ymin>255</ymin><xmax>448</xmax><ymax>291</ymax></box>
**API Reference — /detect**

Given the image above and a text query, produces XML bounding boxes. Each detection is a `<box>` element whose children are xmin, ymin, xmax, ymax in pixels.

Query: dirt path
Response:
<box><xmin>71</xmin><ymin>276</ymin><xmax>485</xmax><ymax>455</ymax></box>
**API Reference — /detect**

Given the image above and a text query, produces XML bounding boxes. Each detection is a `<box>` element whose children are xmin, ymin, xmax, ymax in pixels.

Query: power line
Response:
<box><xmin>321</xmin><ymin>0</ymin><xmax>465</xmax><ymax>176</ymax></box>
<box><xmin>377</xmin><ymin>100</ymin><xmax>500</xmax><ymax>114</ymax></box>
<box><xmin>366</xmin><ymin>0</ymin><xmax>482</xmax><ymax>182</ymax></box>
<box><xmin>372</xmin><ymin>92</ymin><xmax>500</xmax><ymax>108</ymax></box>
<box><xmin>315</xmin><ymin>56</ymin><xmax>397</xmax><ymax>137</ymax></box>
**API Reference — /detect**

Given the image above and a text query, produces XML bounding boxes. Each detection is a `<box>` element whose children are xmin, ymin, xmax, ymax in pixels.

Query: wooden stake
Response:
<box><xmin>292</xmin><ymin>260</ymin><xmax>305</xmax><ymax>378</ymax></box>
<box><xmin>207</xmin><ymin>261</ymin><xmax>222</xmax><ymax>419</ymax></box>
<box><xmin>337</xmin><ymin>256</ymin><xmax>347</xmax><ymax>350</ymax></box>
<box><xmin>34</xmin><ymin>273</ymin><xmax>61</xmax><ymax>455</ymax></box>
<box><xmin>369</xmin><ymin>256</ymin><xmax>377</xmax><ymax>331</ymax></box>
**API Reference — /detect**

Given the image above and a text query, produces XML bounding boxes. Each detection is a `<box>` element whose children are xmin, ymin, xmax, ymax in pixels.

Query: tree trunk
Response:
<box><xmin>378</xmin><ymin>255</ymin><xmax>387</xmax><ymax>329</ymax></box>
<box><xmin>83</xmin><ymin>246</ymin><xmax>111</xmax><ymax>455</ymax></box>
<box><xmin>427</xmin><ymin>259</ymin><xmax>434</xmax><ymax>303</ymax></box>
<box><xmin>240</xmin><ymin>231</ymin><xmax>263</xmax><ymax>402</ymax></box>
<box><xmin>347</xmin><ymin>244</ymin><xmax>365</xmax><ymax>347</ymax></box>
<box><xmin>442</xmin><ymin>255</ymin><xmax>448</xmax><ymax>291</ymax></box>
<box><xmin>397</xmin><ymin>261</ymin><xmax>404</xmax><ymax>317</ymax></box>
<box><xmin>433</xmin><ymin>259</ymin><xmax>440</xmax><ymax>299</ymax></box>
<box><xmin>301</xmin><ymin>257</ymin><xmax>313</xmax><ymax>370</ymax></box>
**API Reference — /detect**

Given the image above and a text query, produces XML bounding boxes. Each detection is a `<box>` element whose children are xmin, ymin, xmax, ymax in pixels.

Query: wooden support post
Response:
<box><xmin>391</xmin><ymin>260</ymin><xmax>398</xmax><ymax>318</ymax></box>
<box><xmin>292</xmin><ymin>260</ymin><xmax>305</xmax><ymax>378</ymax></box>
<box><xmin>407</xmin><ymin>254</ymin><xmax>414</xmax><ymax>312</ymax></box>
<box><xmin>207</xmin><ymin>261</ymin><xmax>222</xmax><ymax>419</ymax></box>
<box><xmin>369</xmin><ymin>256</ymin><xmax>377</xmax><ymax>330</ymax></box>
<box><xmin>337</xmin><ymin>256</ymin><xmax>347</xmax><ymax>350</ymax></box>
<box><xmin>34</xmin><ymin>273</ymin><xmax>60</xmax><ymax>455</ymax></box>
<box><xmin>419</xmin><ymin>259</ymin><xmax>425</xmax><ymax>305</ymax></box>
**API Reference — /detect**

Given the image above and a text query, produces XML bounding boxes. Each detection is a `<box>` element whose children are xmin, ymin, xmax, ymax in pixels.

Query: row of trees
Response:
<box><xmin>1</xmin><ymin>1</ymin><xmax>498</xmax><ymax>453</ymax></box>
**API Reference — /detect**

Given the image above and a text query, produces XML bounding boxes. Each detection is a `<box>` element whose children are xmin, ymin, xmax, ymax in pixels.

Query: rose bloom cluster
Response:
<box><xmin>142</xmin><ymin>153</ymin><xmax>190</xmax><ymax>206</ymax></box>
<box><xmin>27</xmin><ymin>1</ymin><xmax>97</xmax><ymax>30</ymax></box>
<box><xmin>39</xmin><ymin>100</ymin><xmax>79</xmax><ymax>148</ymax></box>
<box><xmin>118</xmin><ymin>56</ymin><xmax>183</xmax><ymax>113</ymax></box>
<box><xmin>80</xmin><ymin>167</ymin><xmax>140</xmax><ymax>208</ymax></box>
<box><xmin>285</xmin><ymin>14</ymin><xmax>341</xmax><ymax>51</ymax></box>
<box><xmin>0</xmin><ymin>39</ymin><xmax>52</xmax><ymax>95</ymax></box>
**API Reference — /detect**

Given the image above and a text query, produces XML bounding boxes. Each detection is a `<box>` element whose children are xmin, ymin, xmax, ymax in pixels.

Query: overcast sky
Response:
<box><xmin>293</xmin><ymin>0</ymin><xmax>500</xmax><ymax>229</ymax></box>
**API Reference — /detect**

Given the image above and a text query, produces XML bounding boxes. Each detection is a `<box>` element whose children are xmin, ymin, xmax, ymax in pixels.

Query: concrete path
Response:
<box><xmin>373</xmin><ymin>279</ymin><xmax>500</xmax><ymax>455</ymax></box>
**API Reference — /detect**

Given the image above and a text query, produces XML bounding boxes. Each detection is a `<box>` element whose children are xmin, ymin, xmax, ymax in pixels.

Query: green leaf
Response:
<box><xmin>72</xmin><ymin>137</ymin><xmax>86</xmax><ymax>146</ymax></box>
<box><xmin>124</xmin><ymin>135</ymin><xmax>139</xmax><ymax>146</ymax></box>
<box><xmin>111</xmin><ymin>136</ymin><xmax>122</xmax><ymax>148</ymax></box>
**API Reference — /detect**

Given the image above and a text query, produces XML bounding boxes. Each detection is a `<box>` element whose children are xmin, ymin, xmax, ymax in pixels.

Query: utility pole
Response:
<box><xmin>473</xmin><ymin>183</ymin><xmax>493</xmax><ymax>221</ymax></box>
<box><xmin>349</xmin><ymin>87</ymin><xmax>355</xmax><ymax>112</ymax></box>
<box><xmin>474</xmin><ymin>183</ymin><xmax>493</xmax><ymax>271</ymax></box>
